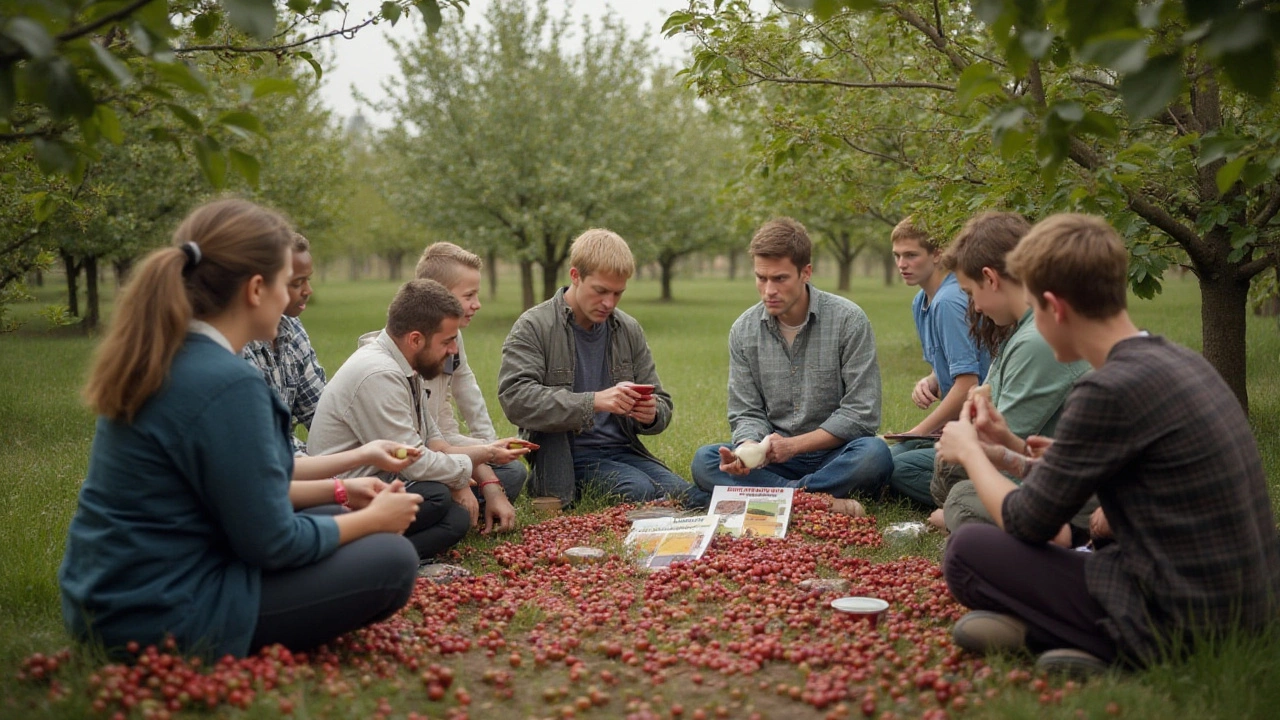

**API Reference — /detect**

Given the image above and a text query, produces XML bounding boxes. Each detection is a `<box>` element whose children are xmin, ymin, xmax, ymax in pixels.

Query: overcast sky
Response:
<box><xmin>316</xmin><ymin>0</ymin><xmax>739</xmax><ymax>127</ymax></box>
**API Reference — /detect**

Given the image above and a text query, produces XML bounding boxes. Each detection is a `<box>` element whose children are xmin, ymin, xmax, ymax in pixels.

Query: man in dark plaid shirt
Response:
<box><xmin>936</xmin><ymin>214</ymin><xmax>1279</xmax><ymax>674</ymax></box>
<box><xmin>242</xmin><ymin>233</ymin><xmax>326</xmax><ymax>455</ymax></box>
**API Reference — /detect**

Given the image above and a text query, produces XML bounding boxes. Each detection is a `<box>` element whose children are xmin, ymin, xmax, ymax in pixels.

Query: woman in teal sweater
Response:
<box><xmin>60</xmin><ymin>199</ymin><xmax>424</xmax><ymax>659</ymax></box>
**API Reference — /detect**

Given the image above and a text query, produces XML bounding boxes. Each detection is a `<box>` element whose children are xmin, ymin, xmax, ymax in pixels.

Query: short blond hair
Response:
<box><xmin>1006</xmin><ymin>213</ymin><xmax>1128</xmax><ymax>319</ymax></box>
<box><xmin>569</xmin><ymin>229</ymin><xmax>634</xmax><ymax>279</ymax></box>
<box><xmin>415</xmin><ymin>242</ymin><xmax>482</xmax><ymax>289</ymax></box>
<box><xmin>890</xmin><ymin>216</ymin><xmax>939</xmax><ymax>253</ymax></box>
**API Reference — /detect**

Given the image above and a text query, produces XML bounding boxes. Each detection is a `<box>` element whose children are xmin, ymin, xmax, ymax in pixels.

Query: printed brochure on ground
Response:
<box><xmin>707</xmin><ymin>486</ymin><xmax>795</xmax><ymax>539</ymax></box>
<box><xmin>624</xmin><ymin>514</ymin><xmax>720</xmax><ymax>570</ymax></box>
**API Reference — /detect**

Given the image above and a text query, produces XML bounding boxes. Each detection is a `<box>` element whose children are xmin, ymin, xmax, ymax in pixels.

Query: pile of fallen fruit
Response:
<box><xmin>17</xmin><ymin>493</ymin><xmax>1096</xmax><ymax>720</ymax></box>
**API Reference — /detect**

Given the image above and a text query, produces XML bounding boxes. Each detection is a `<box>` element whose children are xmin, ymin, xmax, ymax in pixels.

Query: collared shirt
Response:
<box><xmin>307</xmin><ymin>329</ymin><xmax>472</xmax><ymax>490</ymax></box>
<box><xmin>242</xmin><ymin>316</ymin><xmax>326</xmax><ymax>453</ymax></box>
<box><xmin>726</xmin><ymin>284</ymin><xmax>881</xmax><ymax>444</ymax></box>
<box><xmin>1003</xmin><ymin>335</ymin><xmax>1280</xmax><ymax>664</ymax></box>
<box><xmin>912</xmin><ymin>273</ymin><xmax>989</xmax><ymax>396</ymax></box>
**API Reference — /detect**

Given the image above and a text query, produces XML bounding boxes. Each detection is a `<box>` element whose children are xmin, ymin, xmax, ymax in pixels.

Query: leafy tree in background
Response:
<box><xmin>0</xmin><ymin>0</ymin><xmax>463</xmax><ymax>323</ymax></box>
<box><xmin>670</xmin><ymin>0</ymin><xmax>1280</xmax><ymax>411</ymax></box>
<box><xmin>386</xmin><ymin>0</ymin><xmax>739</xmax><ymax>306</ymax></box>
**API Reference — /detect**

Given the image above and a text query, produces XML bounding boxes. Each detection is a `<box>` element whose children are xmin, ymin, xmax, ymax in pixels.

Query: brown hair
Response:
<box><xmin>386</xmin><ymin>279</ymin><xmax>463</xmax><ymax>339</ymax></box>
<box><xmin>84</xmin><ymin>199</ymin><xmax>294</xmax><ymax>422</ymax></box>
<box><xmin>1007</xmin><ymin>213</ymin><xmax>1129</xmax><ymax>319</ymax></box>
<box><xmin>749</xmin><ymin>217</ymin><xmax>811</xmax><ymax>270</ymax></box>
<box><xmin>890</xmin><ymin>216</ymin><xmax>940</xmax><ymax>253</ymax></box>
<box><xmin>415</xmin><ymin>241</ymin><xmax>483</xmax><ymax>288</ymax></box>
<box><xmin>942</xmin><ymin>212</ymin><xmax>1031</xmax><ymax>354</ymax></box>
<box><xmin>569</xmin><ymin>229</ymin><xmax>635</xmax><ymax>279</ymax></box>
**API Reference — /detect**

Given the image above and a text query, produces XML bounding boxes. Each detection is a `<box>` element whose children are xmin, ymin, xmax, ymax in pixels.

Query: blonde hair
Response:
<box><xmin>890</xmin><ymin>216</ymin><xmax>939</xmax><ymax>253</ymax></box>
<box><xmin>414</xmin><ymin>242</ymin><xmax>483</xmax><ymax>288</ymax></box>
<box><xmin>749</xmin><ymin>217</ymin><xmax>811</xmax><ymax>270</ymax></box>
<box><xmin>1006</xmin><ymin>213</ymin><xmax>1129</xmax><ymax>319</ymax></box>
<box><xmin>569</xmin><ymin>229</ymin><xmax>634</xmax><ymax>279</ymax></box>
<box><xmin>84</xmin><ymin>199</ymin><xmax>294</xmax><ymax>422</ymax></box>
<box><xmin>291</xmin><ymin>232</ymin><xmax>311</xmax><ymax>254</ymax></box>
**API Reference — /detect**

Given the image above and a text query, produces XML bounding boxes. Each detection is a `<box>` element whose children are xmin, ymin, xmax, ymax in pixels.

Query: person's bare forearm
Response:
<box><xmin>909</xmin><ymin>374</ymin><xmax>977</xmax><ymax>435</ymax></box>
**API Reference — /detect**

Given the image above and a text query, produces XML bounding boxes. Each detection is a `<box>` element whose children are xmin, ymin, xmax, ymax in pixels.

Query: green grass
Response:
<box><xmin>1</xmin><ymin>268</ymin><xmax>1278</xmax><ymax>718</ymax></box>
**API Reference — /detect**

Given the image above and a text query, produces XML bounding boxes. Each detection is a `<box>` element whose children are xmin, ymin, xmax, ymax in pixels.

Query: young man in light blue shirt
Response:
<box><xmin>887</xmin><ymin>217</ymin><xmax>990</xmax><ymax>507</ymax></box>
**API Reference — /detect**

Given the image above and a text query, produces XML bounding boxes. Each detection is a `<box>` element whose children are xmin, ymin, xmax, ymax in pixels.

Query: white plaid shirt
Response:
<box><xmin>242</xmin><ymin>315</ymin><xmax>326</xmax><ymax>453</ymax></box>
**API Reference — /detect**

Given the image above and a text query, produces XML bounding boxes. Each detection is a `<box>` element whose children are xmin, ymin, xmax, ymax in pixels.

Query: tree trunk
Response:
<box><xmin>83</xmin><ymin>254</ymin><xmax>100</xmax><ymax>333</ymax></box>
<box><xmin>728</xmin><ymin>250</ymin><xmax>738</xmax><ymax>280</ymax></box>
<box><xmin>486</xmin><ymin>248</ymin><xmax>499</xmax><ymax>299</ymax></box>
<box><xmin>62</xmin><ymin>252</ymin><xmax>80</xmax><ymax>317</ymax></box>
<box><xmin>1198</xmin><ymin>266</ymin><xmax>1251</xmax><ymax>413</ymax></box>
<box><xmin>541</xmin><ymin>258</ymin><xmax>564</xmax><ymax>302</ymax></box>
<box><xmin>519</xmin><ymin>259</ymin><xmax>535</xmax><ymax>310</ymax></box>
<box><xmin>113</xmin><ymin>257</ymin><xmax>135</xmax><ymax>286</ymax></box>
<box><xmin>386</xmin><ymin>251</ymin><xmax>405</xmax><ymax>281</ymax></box>
<box><xmin>348</xmin><ymin>253</ymin><xmax>361</xmax><ymax>282</ymax></box>
<box><xmin>882</xmin><ymin>248</ymin><xmax>897</xmax><ymax>286</ymax></box>
<box><xmin>660</xmin><ymin>258</ymin><xmax>676</xmax><ymax>301</ymax></box>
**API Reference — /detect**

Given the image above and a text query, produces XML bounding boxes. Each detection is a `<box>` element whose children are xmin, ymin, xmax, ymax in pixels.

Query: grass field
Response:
<box><xmin>1</xmin><ymin>267</ymin><xmax>1278</xmax><ymax>718</ymax></box>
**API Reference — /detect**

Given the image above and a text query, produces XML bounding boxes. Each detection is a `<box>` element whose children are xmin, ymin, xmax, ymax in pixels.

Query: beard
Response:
<box><xmin>412</xmin><ymin>351</ymin><xmax>445</xmax><ymax>381</ymax></box>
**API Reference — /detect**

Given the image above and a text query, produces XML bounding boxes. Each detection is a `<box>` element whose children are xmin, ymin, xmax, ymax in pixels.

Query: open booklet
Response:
<box><xmin>624</xmin><ymin>514</ymin><xmax>720</xmax><ymax>570</ymax></box>
<box><xmin>707</xmin><ymin>485</ymin><xmax>795</xmax><ymax>539</ymax></box>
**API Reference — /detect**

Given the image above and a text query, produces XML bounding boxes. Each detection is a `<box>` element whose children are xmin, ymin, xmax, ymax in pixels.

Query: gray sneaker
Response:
<box><xmin>1035</xmin><ymin>648</ymin><xmax>1109</xmax><ymax>678</ymax></box>
<box><xmin>952</xmin><ymin>611</ymin><xmax>1028</xmax><ymax>654</ymax></box>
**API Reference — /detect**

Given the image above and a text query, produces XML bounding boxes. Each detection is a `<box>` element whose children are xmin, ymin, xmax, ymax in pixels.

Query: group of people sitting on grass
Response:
<box><xmin>60</xmin><ymin>198</ymin><xmax>1278</xmax><ymax>680</ymax></box>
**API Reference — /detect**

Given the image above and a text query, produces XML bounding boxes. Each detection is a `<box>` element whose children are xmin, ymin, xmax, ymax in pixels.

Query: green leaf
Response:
<box><xmin>164</xmin><ymin>103</ymin><xmax>204</xmax><ymax>131</ymax></box>
<box><xmin>1220</xmin><ymin>43</ymin><xmax>1277</xmax><ymax>100</ymax></box>
<box><xmin>1202</xmin><ymin>10</ymin><xmax>1268</xmax><ymax>56</ymax></box>
<box><xmin>194</xmin><ymin>136</ymin><xmax>227</xmax><ymax>188</ymax></box>
<box><xmin>302</xmin><ymin>55</ymin><xmax>323</xmax><ymax>80</ymax></box>
<box><xmin>133</xmin><ymin>0</ymin><xmax>175</xmax><ymax>38</ymax></box>
<box><xmin>223</xmin><ymin>0</ymin><xmax>276</xmax><ymax>39</ymax></box>
<box><xmin>417</xmin><ymin>0</ymin><xmax>443</xmax><ymax>34</ymax></box>
<box><xmin>32</xmin><ymin>191</ymin><xmax>59</xmax><ymax>222</ymax></box>
<box><xmin>956</xmin><ymin>62</ymin><xmax>1004</xmax><ymax>107</ymax></box>
<box><xmin>1198</xmin><ymin>132</ymin><xmax>1249</xmax><ymax>166</ymax></box>
<box><xmin>1077</xmin><ymin>110</ymin><xmax>1118</xmax><ymax>139</ymax></box>
<box><xmin>251</xmin><ymin>76</ymin><xmax>296</xmax><ymax>98</ymax></box>
<box><xmin>287</xmin><ymin>0</ymin><xmax>310</xmax><ymax>12</ymax></box>
<box><xmin>192</xmin><ymin>11</ymin><xmax>222</xmax><ymax>39</ymax></box>
<box><xmin>1019</xmin><ymin>29</ymin><xmax>1053</xmax><ymax>59</ymax></box>
<box><xmin>812</xmin><ymin>0</ymin><xmax>844</xmax><ymax>20</ymax></box>
<box><xmin>216</xmin><ymin>110</ymin><xmax>266</xmax><ymax>136</ymax></box>
<box><xmin>4</xmin><ymin>18</ymin><xmax>55</xmax><ymax>59</ymax></box>
<box><xmin>1118</xmin><ymin>53</ymin><xmax>1183</xmax><ymax>120</ymax></box>
<box><xmin>89</xmin><ymin>41</ymin><xmax>136</xmax><ymax>86</ymax></box>
<box><xmin>1078</xmin><ymin>30</ymin><xmax>1149</xmax><ymax>73</ymax></box>
<box><xmin>95</xmin><ymin>105</ymin><xmax>124</xmax><ymax>144</ymax></box>
<box><xmin>1050</xmin><ymin>101</ymin><xmax>1084</xmax><ymax>123</ymax></box>
<box><xmin>662</xmin><ymin>11</ymin><xmax>695</xmax><ymax>36</ymax></box>
<box><xmin>35</xmin><ymin>58</ymin><xmax>96</xmax><ymax>119</ymax></box>
<box><xmin>33</xmin><ymin>138</ymin><xmax>76</xmax><ymax>175</ymax></box>
<box><xmin>382</xmin><ymin>1</ymin><xmax>402</xmax><ymax>25</ymax></box>
<box><xmin>229</xmin><ymin>148</ymin><xmax>261</xmax><ymax>186</ymax></box>
<box><xmin>1216</xmin><ymin>156</ymin><xmax>1247</xmax><ymax>194</ymax></box>
<box><xmin>153</xmin><ymin>61</ymin><xmax>211</xmax><ymax>95</ymax></box>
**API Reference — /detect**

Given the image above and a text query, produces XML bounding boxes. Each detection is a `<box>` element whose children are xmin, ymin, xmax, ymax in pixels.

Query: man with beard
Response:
<box><xmin>309</xmin><ymin>280</ymin><xmax>522</xmax><ymax>560</ymax></box>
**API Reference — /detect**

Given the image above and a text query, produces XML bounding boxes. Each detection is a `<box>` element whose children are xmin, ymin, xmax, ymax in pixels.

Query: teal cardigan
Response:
<box><xmin>59</xmin><ymin>334</ymin><xmax>340</xmax><ymax>658</ymax></box>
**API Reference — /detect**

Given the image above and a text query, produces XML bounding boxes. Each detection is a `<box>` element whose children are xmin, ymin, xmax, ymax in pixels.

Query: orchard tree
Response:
<box><xmin>670</xmin><ymin>0</ymin><xmax>1280</xmax><ymax>411</ymax></box>
<box><xmin>386</xmin><ymin>0</ymin><xmax>730</xmax><ymax>305</ymax></box>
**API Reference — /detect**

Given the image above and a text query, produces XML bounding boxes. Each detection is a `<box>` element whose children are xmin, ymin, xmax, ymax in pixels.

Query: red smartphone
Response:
<box><xmin>631</xmin><ymin>384</ymin><xmax>655</xmax><ymax>396</ymax></box>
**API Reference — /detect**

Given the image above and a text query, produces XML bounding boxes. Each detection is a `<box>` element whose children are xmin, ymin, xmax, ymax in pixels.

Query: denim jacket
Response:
<box><xmin>497</xmin><ymin>287</ymin><xmax>672</xmax><ymax>505</ymax></box>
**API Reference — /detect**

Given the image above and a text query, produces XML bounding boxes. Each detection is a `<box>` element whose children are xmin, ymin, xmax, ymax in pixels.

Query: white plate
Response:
<box><xmin>830</xmin><ymin>596</ymin><xmax>889</xmax><ymax>614</ymax></box>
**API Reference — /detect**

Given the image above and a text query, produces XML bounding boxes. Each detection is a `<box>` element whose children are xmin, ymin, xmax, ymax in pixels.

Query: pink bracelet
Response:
<box><xmin>332</xmin><ymin>478</ymin><xmax>348</xmax><ymax>506</ymax></box>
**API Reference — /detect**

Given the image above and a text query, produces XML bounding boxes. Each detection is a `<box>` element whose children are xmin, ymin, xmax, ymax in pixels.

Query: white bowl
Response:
<box><xmin>830</xmin><ymin>596</ymin><xmax>889</xmax><ymax>624</ymax></box>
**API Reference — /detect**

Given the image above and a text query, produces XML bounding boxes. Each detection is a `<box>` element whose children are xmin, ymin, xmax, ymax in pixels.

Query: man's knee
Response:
<box><xmin>494</xmin><ymin>461</ymin><xmax>528</xmax><ymax>502</ymax></box>
<box><xmin>943</xmin><ymin>523</ymin><xmax>1004</xmax><ymax>598</ymax></box>
<box><xmin>843</xmin><ymin>437</ymin><xmax>894</xmax><ymax>485</ymax></box>
<box><xmin>690</xmin><ymin>444</ymin><xmax>729</xmax><ymax>488</ymax></box>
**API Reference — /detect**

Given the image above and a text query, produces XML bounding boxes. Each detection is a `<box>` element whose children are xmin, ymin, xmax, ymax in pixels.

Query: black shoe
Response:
<box><xmin>952</xmin><ymin>611</ymin><xmax>1028</xmax><ymax>654</ymax></box>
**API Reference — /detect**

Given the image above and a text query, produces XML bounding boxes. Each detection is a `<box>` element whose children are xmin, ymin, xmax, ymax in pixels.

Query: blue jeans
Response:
<box><xmin>888</xmin><ymin>439</ymin><xmax>937</xmax><ymax>508</ymax></box>
<box><xmin>687</xmin><ymin>436</ymin><xmax>893</xmax><ymax>509</ymax></box>
<box><xmin>572</xmin><ymin>445</ymin><xmax>692</xmax><ymax>504</ymax></box>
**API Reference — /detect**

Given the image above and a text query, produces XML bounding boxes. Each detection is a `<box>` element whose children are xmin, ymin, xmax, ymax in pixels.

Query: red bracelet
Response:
<box><xmin>478</xmin><ymin>479</ymin><xmax>502</xmax><ymax>488</ymax></box>
<box><xmin>332</xmin><ymin>478</ymin><xmax>348</xmax><ymax>506</ymax></box>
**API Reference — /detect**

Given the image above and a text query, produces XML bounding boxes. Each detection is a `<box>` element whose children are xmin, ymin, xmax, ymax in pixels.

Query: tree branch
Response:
<box><xmin>177</xmin><ymin>18</ymin><xmax>379</xmax><ymax>54</ymax></box>
<box><xmin>891</xmin><ymin>5</ymin><xmax>968</xmax><ymax>72</ymax></box>
<box><xmin>1250</xmin><ymin>187</ymin><xmax>1280</xmax><ymax>227</ymax></box>
<box><xmin>1067</xmin><ymin>137</ymin><xmax>1210</xmax><ymax>261</ymax></box>
<box><xmin>1235</xmin><ymin>252</ymin><xmax>1278</xmax><ymax>282</ymax></box>
<box><xmin>739</xmin><ymin>66</ymin><xmax>953</xmax><ymax>91</ymax></box>
<box><xmin>0</xmin><ymin>0</ymin><xmax>153</xmax><ymax>64</ymax></box>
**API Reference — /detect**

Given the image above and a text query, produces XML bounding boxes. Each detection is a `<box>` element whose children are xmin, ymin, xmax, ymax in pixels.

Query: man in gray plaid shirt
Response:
<box><xmin>688</xmin><ymin>218</ymin><xmax>893</xmax><ymax>512</ymax></box>
<box><xmin>242</xmin><ymin>232</ymin><xmax>325</xmax><ymax>454</ymax></box>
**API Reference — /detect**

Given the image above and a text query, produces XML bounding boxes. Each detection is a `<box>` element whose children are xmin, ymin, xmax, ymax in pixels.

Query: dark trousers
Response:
<box><xmin>943</xmin><ymin>523</ymin><xmax>1118</xmax><ymax>662</ymax></box>
<box><xmin>404</xmin><ymin>480</ymin><xmax>472</xmax><ymax>560</ymax></box>
<box><xmin>250</xmin><ymin>529</ymin><xmax>417</xmax><ymax>653</ymax></box>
